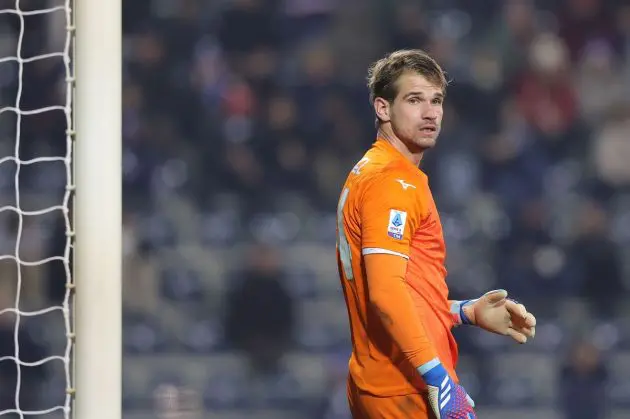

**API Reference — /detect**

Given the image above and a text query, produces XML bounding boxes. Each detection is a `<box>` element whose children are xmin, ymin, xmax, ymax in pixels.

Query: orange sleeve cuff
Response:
<box><xmin>365</xmin><ymin>253</ymin><xmax>437</xmax><ymax>368</ymax></box>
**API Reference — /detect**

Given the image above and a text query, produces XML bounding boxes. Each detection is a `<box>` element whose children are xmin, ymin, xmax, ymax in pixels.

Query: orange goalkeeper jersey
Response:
<box><xmin>336</xmin><ymin>138</ymin><xmax>459</xmax><ymax>397</ymax></box>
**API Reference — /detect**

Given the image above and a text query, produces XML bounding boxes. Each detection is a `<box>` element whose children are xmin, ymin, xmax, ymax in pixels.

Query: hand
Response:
<box><xmin>463</xmin><ymin>289</ymin><xmax>537</xmax><ymax>343</ymax></box>
<box><xmin>419</xmin><ymin>360</ymin><xmax>476</xmax><ymax>419</ymax></box>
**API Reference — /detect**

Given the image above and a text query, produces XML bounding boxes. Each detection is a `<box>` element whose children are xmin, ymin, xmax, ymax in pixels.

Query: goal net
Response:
<box><xmin>0</xmin><ymin>0</ymin><xmax>75</xmax><ymax>418</ymax></box>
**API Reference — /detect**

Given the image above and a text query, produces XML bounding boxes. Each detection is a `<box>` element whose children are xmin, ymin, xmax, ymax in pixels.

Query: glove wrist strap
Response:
<box><xmin>450</xmin><ymin>299</ymin><xmax>476</xmax><ymax>326</ymax></box>
<box><xmin>417</xmin><ymin>358</ymin><xmax>444</xmax><ymax>385</ymax></box>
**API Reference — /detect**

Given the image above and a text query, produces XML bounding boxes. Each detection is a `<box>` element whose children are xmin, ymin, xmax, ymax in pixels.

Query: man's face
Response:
<box><xmin>378</xmin><ymin>72</ymin><xmax>444</xmax><ymax>150</ymax></box>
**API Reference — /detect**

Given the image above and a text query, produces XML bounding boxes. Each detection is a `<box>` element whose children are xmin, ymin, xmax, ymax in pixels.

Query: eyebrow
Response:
<box><xmin>403</xmin><ymin>91</ymin><xmax>445</xmax><ymax>100</ymax></box>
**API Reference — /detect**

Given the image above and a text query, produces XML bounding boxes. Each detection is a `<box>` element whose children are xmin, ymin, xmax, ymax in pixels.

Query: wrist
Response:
<box><xmin>417</xmin><ymin>358</ymin><xmax>446</xmax><ymax>386</ymax></box>
<box><xmin>461</xmin><ymin>302</ymin><xmax>476</xmax><ymax>325</ymax></box>
<box><xmin>450</xmin><ymin>299</ymin><xmax>476</xmax><ymax>326</ymax></box>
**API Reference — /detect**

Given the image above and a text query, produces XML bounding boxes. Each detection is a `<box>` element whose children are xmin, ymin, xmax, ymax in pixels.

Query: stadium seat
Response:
<box><xmin>204</xmin><ymin>409</ymin><xmax>309</xmax><ymax>419</ymax></box>
<box><xmin>200</xmin><ymin>211</ymin><xmax>241</xmax><ymax>245</ymax></box>
<box><xmin>555</xmin><ymin>298</ymin><xmax>592</xmax><ymax>334</ymax></box>
<box><xmin>124</xmin><ymin>412</ymin><xmax>155</xmax><ymax>419</ymax></box>
<box><xmin>178</xmin><ymin>318</ymin><xmax>223</xmax><ymax>353</ymax></box>
<box><xmin>123</xmin><ymin>313</ymin><xmax>167</xmax><ymax>354</ymax></box>
<box><xmin>124</xmin><ymin>409</ymin><xmax>308</xmax><ymax>419</ymax></box>
<box><xmin>474</xmin><ymin>407</ymin><xmax>560</xmax><ymax>419</ymax></box>
<box><xmin>283</xmin><ymin>352</ymin><xmax>329</xmax><ymax>399</ymax></box>
<box><xmin>486</xmin><ymin>352</ymin><xmax>558</xmax><ymax>406</ymax></box>
<box><xmin>138</xmin><ymin>214</ymin><xmax>178</xmax><ymax>249</ymax></box>
<box><xmin>608</xmin><ymin>352</ymin><xmax>630</xmax><ymax>407</ymax></box>
<box><xmin>123</xmin><ymin>357</ymin><xmax>153</xmax><ymax>409</ymax></box>
<box><xmin>612</xmin><ymin>305</ymin><xmax>630</xmax><ymax>350</ymax></box>
<box><xmin>177</xmin><ymin>353</ymin><xmax>246</xmax><ymax>392</ymax></box>
<box><xmin>296</xmin><ymin>298</ymin><xmax>350</xmax><ymax>351</ymax></box>
<box><xmin>129</xmin><ymin>409</ymin><xmax>310</xmax><ymax>419</ymax></box>
<box><xmin>124</xmin><ymin>353</ymin><xmax>246</xmax><ymax>409</ymax></box>
<box><xmin>162</xmin><ymin>244</ymin><xmax>230</xmax><ymax>303</ymax></box>
<box><xmin>159</xmin><ymin>266</ymin><xmax>204</xmax><ymax>303</ymax></box>
<box><xmin>284</xmin><ymin>264</ymin><xmax>319</xmax><ymax>299</ymax></box>
<box><xmin>286</xmin><ymin>244</ymin><xmax>339</xmax><ymax>296</ymax></box>
<box><xmin>454</xmin><ymin>355</ymin><xmax>482</xmax><ymax>401</ymax></box>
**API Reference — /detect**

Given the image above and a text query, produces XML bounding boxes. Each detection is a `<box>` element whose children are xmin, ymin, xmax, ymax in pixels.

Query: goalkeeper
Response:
<box><xmin>335</xmin><ymin>49</ymin><xmax>537</xmax><ymax>419</ymax></box>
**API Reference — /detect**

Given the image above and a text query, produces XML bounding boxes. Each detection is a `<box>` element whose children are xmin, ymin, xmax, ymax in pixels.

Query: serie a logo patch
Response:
<box><xmin>387</xmin><ymin>210</ymin><xmax>407</xmax><ymax>240</ymax></box>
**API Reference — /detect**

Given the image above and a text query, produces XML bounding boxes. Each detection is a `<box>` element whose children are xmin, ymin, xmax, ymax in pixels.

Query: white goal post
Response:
<box><xmin>74</xmin><ymin>0</ymin><xmax>122</xmax><ymax>418</ymax></box>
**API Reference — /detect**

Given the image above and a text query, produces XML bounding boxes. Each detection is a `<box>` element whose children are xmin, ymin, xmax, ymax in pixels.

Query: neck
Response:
<box><xmin>377</xmin><ymin>127</ymin><xmax>423</xmax><ymax>166</ymax></box>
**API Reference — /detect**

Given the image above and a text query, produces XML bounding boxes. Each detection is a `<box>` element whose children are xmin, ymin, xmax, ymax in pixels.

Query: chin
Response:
<box><xmin>413</xmin><ymin>136</ymin><xmax>437</xmax><ymax>150</ymax></box>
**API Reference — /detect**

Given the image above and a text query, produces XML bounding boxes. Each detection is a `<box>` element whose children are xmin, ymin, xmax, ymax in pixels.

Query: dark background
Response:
<box><xmin>0</xmin><ymin>0</ymin><xmax>629</xmax><ymax>418</ymax></box>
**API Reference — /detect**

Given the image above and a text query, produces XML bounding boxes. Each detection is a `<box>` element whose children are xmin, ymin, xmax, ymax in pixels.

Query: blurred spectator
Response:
<box><xmin>484</xmin><ymin>0</ymin><xmax>542</xmax><ymax>80</ymax></box>
<box><xmin>559</xmin><ymin>339</ymin><xmax>609</xmax><ymax>419</ymax></box>
<box><xmin>224</xmin><ymin>243</ymin><xmax>295</xmax><ymax>373</ymax></box>
<box><xmin>618</xmin><ymin>5</ymin><xmax>630</xmax><ymax>65</ymax></box>
<box><xmin>556</xmin><ymin>0</ymin><xmax>617</xmax><ymax>63</ymax></box>
<box><xmin>217</xmin><ymin>0</ymin><xmax>279</xmax><ymax>67</ymax></box>
<box><xmin>570</xmin><ymin>199</ymin><xmax>623</xmax><ymax>317</ymax></box>
<box><xmin>281</xmin><ymin>0</ymin><xmax>337</xmax><ymax>46</ymax></box>
<box><xmin>593</xmin><ymin>105</ymin><xmax>630</xmax><ymax>189</ymax></box>
<box><xmin>123</xmin><ymin>216</ymin><xmax>160</xmax><ymax>316</ymax></box>
<box><xmin>574</xmin><ymin>40</ymin><xmax>630</xmax><ymax>125</ymax></box>
<box><xmin>387</xmin><ymin>2</ymin><xmax>430</xmax><ymax>52</ymax></box>
<box><xmin>515</xmin><ymin>33</ymin><xmax>579</xmax><ymax>157</ymax></box>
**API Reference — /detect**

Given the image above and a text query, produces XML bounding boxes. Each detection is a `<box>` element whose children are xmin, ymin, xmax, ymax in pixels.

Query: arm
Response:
<box><xmin>365</xmin><ymin>253</ymin><xmax>437</xmax><ymax>368</ymax></box>
<box><xmin>366</xmin><ymin>252</ymin><xmax>476</xmax><ymax>418</ymax></box>
<box><xmin>359</xmin><ymin>175</ymin><xmax>438</xmax><ymax>370</ymax></box>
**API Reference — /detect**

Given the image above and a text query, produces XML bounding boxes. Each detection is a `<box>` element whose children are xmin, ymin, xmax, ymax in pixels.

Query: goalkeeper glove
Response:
<box><xmin>418</xmin><ymin>359</ymin><xmax>476</xmax><ymax>419</ymax></box>
<box><xmin>451</xmin><ymin>289</ymin><xmax>537</xmax><ymax>343</ymax></box>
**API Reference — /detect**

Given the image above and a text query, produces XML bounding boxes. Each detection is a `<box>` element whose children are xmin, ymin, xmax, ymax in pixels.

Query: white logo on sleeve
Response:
<box><xmin>351</xmin><ymin>157</ymin><xmax>370</xmax><ymax>175</ymax></box>
<box><xmin>387</xmin><ymin>210</ymin><xmax>407</xmax><ymax>240</ymax></box>
<box><xmin>396</xmin><ymin>179</ymin><xmax>416</xmax><ymax>190</ymax></box>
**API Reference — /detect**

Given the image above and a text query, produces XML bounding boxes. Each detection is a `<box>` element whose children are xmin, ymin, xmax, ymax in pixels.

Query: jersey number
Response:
<box><xmin>336</xmin><ymin>188</ymin><xmax>354</xmax><ymax>280</ymax></box>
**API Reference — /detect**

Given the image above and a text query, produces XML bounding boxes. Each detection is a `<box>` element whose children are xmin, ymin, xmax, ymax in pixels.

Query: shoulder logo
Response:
<box><xmin>351</xmin><ymin>157</ymin><xmax>370</xmax><ymax>175</ymax></box>
<box><xmin>387</xmin><ymin>210</ymin><xmax>407</xmax><ymax>240</ymax></box>
<box><xmin>396</xmin><ymin>179</ymin><xmax>416</xmax><ymax>190</ymax></box>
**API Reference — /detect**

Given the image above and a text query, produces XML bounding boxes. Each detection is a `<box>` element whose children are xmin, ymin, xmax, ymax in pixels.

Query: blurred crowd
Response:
<box><xmin>0</xmin><ymin>0</ymin><xmax>628</xmax><ymax>418</ymax></box>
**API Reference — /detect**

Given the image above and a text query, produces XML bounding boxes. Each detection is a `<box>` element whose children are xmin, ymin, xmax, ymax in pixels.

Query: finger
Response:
<box><xmin>483</xmin><ymin>289</ymin><xmax>508</xmax><ymax>305</ymax></box>
<box><xmin>525</xmin><ymin>312</ymin><xmax>537</xmax><ymax>328</ymax></box>
<box><xmin>512</xmin><ymin>312</ymin><xmax>536</xmax><ymax>328</ymax></box>
<box><xmin>506</xmin><ymin>300</ymin><xmax>527</xmax><ymax>318</ymax></box>
<box><xmin>506</xmin><ymin>327</ymin><xmax>528</xmax><ymax>344</ymax></box>
<box><xmin>526</xmin><ymin>326</ymin><xmax>536</xmax><ymax>338</ymax></box>
<box><xmin>466</xmin><ymin>393</ymin><xmax>475</xmax><ymax>408</ymax></box>
<box><xmin>524</xmin><ymin>320</ymin><xmax>536</xmax><ymax>338</ymax></box>
<box><xmin>512</xmin><ymin>313</ymin><xmax>537</xmax><ymax>337</ymax></box>
<box><xmin>513</xmin><ymin>324</ymin><xmax>536</xmax><ymax>338</ymax></box>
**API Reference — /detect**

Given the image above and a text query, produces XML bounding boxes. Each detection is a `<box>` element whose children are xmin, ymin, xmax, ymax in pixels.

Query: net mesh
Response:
<box><xmin>0</xmin><ymin>0</ymin><xmax>74</xmax><ymax>418</ymax></box>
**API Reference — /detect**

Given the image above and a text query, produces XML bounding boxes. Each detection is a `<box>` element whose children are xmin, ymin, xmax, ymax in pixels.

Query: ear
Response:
<box><xmin>373</xmin><ymin>97</ymin><xmax>391</xmax><ymax>123</ymax></box>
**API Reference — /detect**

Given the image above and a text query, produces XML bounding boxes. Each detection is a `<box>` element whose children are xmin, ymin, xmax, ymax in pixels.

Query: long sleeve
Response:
<box><xmin>365</xmin><ymin>253</ymin><xmax>438</xmax><ymax>369</ymax></box>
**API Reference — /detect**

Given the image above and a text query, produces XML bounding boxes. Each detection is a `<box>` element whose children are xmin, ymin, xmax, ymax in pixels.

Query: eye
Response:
<box><xmin>432</xmin><ymin>97</ymin><xmax>444</xmax><ymax>105</ymax></box>
<box><xmin>408</xmin><ymin>97</ymin><xmax>420</xmax><ymax>104</ymax></box>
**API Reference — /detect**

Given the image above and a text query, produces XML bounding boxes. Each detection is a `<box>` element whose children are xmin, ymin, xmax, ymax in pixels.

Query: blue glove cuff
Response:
<box><xmin>450</xmin><ymin>299</ymin><xmax>476</xmax><ymax>326</ymax></box>
<box><xmin>418</xmin><ymin>358</ymin><xmax>446</xmax><ymax>386</ymax></box>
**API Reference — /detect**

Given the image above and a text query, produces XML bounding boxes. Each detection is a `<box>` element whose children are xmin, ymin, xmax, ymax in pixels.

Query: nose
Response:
<box><xmin>422</xmin><ymin>107</ymin><xmax>438</xmax><ymax>121</ymax></box>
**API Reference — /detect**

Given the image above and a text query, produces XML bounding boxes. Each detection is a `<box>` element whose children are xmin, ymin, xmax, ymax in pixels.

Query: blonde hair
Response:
<box><xmin>367</xmin><ymin>49</ymin><xmax>447</xmax><ymax>104</ymax></box>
